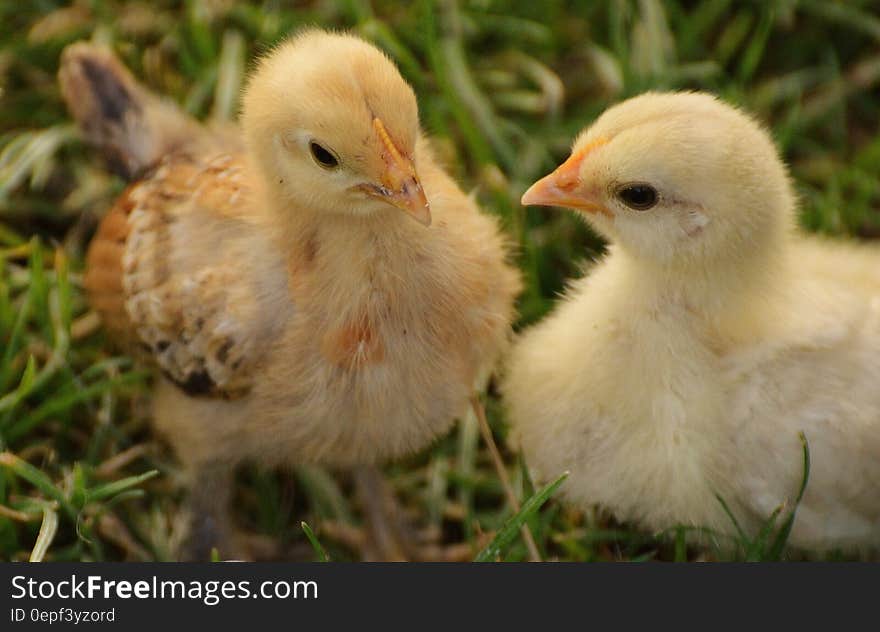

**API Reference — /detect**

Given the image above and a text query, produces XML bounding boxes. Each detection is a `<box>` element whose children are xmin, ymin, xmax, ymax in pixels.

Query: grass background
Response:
<box><xmin>1</xmin><ymin>0</ymin><xmax>878</xmax><ymax>561</ymax></box>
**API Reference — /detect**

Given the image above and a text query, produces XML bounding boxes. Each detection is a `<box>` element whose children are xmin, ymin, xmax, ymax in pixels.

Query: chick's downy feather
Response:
<box><xmin>63</xmin><ymin>32</ymin><xmax>520</xmax><ymax>477</ymax></box>
<box><xmin>506</xmin><ymin>91</ymin><xmax>880</xmax><ymax>552</ymax></box>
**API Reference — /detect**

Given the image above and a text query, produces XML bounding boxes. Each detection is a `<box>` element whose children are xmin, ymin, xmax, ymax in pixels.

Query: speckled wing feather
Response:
<box><xmin>85</xmin><ymin>152</ymin><xmax>284</xmax><ymax>398</ymax></box>
<box><xmin>63</xmin><ymin>42</ymin><xmax>289</xmax><ymax>399</ymax></box>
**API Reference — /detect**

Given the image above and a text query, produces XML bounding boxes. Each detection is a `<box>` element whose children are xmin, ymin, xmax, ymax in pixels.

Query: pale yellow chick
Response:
<box><xmin>60</xmin><ymin>30</ymin><xmax>520</xmax><ymax>559</ymax></box>
<box><xmin>505</xmin><ymin>91</ymin><xmax>880</xmax><ymax>552</ymax></box>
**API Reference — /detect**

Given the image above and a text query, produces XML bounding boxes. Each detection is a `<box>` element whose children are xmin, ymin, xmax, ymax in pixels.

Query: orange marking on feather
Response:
<box><xmin>321</xmin><ymin>318</ymin><xmax>385</xmax><ymax>369</ymax></box>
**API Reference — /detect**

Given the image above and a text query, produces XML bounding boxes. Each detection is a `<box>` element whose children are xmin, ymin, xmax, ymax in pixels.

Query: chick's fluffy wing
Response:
<box><xmin>85</xmin><ymin>152</ymin><xmax>290</xmax><ymax>398</ymax></box>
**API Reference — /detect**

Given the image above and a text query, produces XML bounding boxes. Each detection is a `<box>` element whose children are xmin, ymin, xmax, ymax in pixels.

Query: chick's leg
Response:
<box><xmin>151</xmin><ymin>378</ymin><xmax>244</xmax><ymax>560</ymax></box>
<box><xmin>353</xmin><ymin>465</ymin><xmax>424</xmax><ymax>562</ymax></box>
<box><xmin>178</xmin><ymin>461</ymin><xmax>236</xmax><ymax>561</ymax></box>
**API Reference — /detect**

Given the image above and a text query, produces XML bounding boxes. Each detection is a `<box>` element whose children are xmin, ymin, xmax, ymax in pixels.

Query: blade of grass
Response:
<box><xmin>0</xmin><ymin>452</ymin><xmax>75</xmax><ymax>520</ymax></box>
<box><xmin>714</xmin><ymin>491</ymin><xmax>748</xmax><ymax>544</ymax></box>
<box><xmin>766</xmin><ymin>432</ymin><xmax>811</xmax><ymax>560</ymax></box>
<box><xmin>0</xmin><ymin>285</ymin><xmax>32</xmax><ymax>392</ymax></box>
<box><xmin>29</xmin><ymin>502</ymin><xmax>59</xmax><ymax>562</ymax></box>
<box><xmin>673</xmin><ymin>526</ymin><xmax>687</xmax><ymax>562</ymax></box>
<box><xmin>745</xmin><ymin>505</ymin><xmax>783</xmax><ymax>561</ymax></box>
<box><xmin>211</xmin><ymin>30</ymin><xmax>245</xmax><ymax>122</ymax></box>
<box><xmin>471</xmin><ymin>395</ymin><xmax>541</xmax><ymax>561</ymax></box>
<box><xmin>0</xmin><ymin>354</ymin><xmax>36</xmax><ymax>415</ymax></box>
<box><xmin>474</xmin><ymin>471</ymin><xmax>567</xmax><ymax>562</ymax></box>
<box><xmin>5</xmin><ymin>370</ymin><xmax>147</xmax><ymax>442</ymax></box>
<box><xmin>301</xmin><ymin>521</ymin><xmax>330</xmax><ymax>562</ymax></box>
<box><xmin>87</xmin><ymin>470</ymin><xmax>159</xmax><ymax>504</ymax></box>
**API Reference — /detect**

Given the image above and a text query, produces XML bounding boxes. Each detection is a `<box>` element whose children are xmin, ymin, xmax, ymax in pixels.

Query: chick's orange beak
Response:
<box><xmin>371</xmin><ymin>117</ymin><xmax>431</xmax><ymax>226</ymax></box>
<box><xmin>521</xmin><ymin>137</ymin><xmax>609</xmax><ymax>215</ymax></box>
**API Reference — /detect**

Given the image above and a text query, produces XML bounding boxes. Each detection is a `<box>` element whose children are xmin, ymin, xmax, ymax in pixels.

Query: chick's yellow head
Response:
<box><xmin>242</xmin><ymin>29</ymin><xmax>429</xmax><ymax>225</ymax></box>
<box><xmin>523</xmin><ymin>92</ymin><xmax>796</xmax><ymax>265</ymax></box>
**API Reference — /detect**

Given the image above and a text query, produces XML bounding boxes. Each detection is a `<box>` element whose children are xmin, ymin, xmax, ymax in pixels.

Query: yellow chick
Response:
<box><xmin>60</xmin><ymin>30</ymin><xmax>520</xmax><ymax>559</ymax></box>
<box><xmin>505</xmin><ymin>91</ymin><xmax>880</xmax><ymax>553</ymax></box>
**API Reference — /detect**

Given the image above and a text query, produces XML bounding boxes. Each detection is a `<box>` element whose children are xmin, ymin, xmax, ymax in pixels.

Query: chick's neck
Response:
<box><xmin>613</xmin><ymin>221</ymin><xmax>795</xmax><ymax>345</ymax></box>
<box><xmin>269</xmin><ymin>187</ymin><xmax>442</xmax><ymax>302</ymax></box>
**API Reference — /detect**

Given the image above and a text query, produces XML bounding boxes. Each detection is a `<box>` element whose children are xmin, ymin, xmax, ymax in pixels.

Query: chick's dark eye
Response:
<box><xmin>617</xmin><ymin>184</ymin><xmax>658</xmax><ymax>210</ymax></box>
<box><xmin>309</xmin><ymin>141</ymin><xmax>339</xmax><ymax>169</ymax></box>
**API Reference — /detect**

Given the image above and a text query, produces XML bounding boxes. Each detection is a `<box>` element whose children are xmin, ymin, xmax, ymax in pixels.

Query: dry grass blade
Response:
<box><xmin>70</xmin><ymin>311</ymin><xmax>102</xmax><ymax>341</ymax></box>
<box><xmin>94</xmin><ymin>443</ymin><xmax>154</xmax><ymax>478</ymax></box>
<box><xmin>211</xmin><ymin>30</ymin><xmax>246</xmax><ymax>122</ymax></box>
<box><xmin>0</xmin><ymin>126</ymin><xmax>78</xmax><ymax>205</ymax></box>
<box><xmin>0</xmin><ymin>503</ymin><xmax>39</xmax><ymax>522</ymax></box>
<box><xmin>29</xmin><ymin>503</ymin><xmax>59</xmax><ymax>562</ymax></box>
<box><xmin>471</xmin><ymin>396</ymin><xmax>541</xmax><ymax>562</ymax></box>
<box><xmin>97</xmin><ymin>513</ymin><xmax>152</xmax><ymax>561</ymax></box>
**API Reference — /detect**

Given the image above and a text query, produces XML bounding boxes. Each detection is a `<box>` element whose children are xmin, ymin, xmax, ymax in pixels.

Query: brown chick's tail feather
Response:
<box><xmin>58</xmin><ymin>42</ymin><xmax>201</xmax><ymax>179</ymax></box>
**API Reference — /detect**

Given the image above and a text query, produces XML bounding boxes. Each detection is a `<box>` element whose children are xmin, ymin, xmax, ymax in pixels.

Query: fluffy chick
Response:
<box><xmin>505</xmin><ymin>91</ymin><xmax>880</xmax><ymax>552</ymax></box>
<box><xmin>60</xmin><ymin>30</ymin><xmax>520</xmax><ymax>559</ymax></box>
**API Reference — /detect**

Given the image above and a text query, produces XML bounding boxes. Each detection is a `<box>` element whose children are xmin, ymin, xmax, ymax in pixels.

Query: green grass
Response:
<box><xmin>1</xmin><ymin>0</ymin><xmax>878</xmax><ymax>562</ymax></box>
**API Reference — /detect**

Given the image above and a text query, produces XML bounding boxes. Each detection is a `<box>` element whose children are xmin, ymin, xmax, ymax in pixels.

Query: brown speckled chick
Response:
<box><xmin>60</xmin><ymin>30</ymin><xmax>520</xmax><ymax>560</ymax></box>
